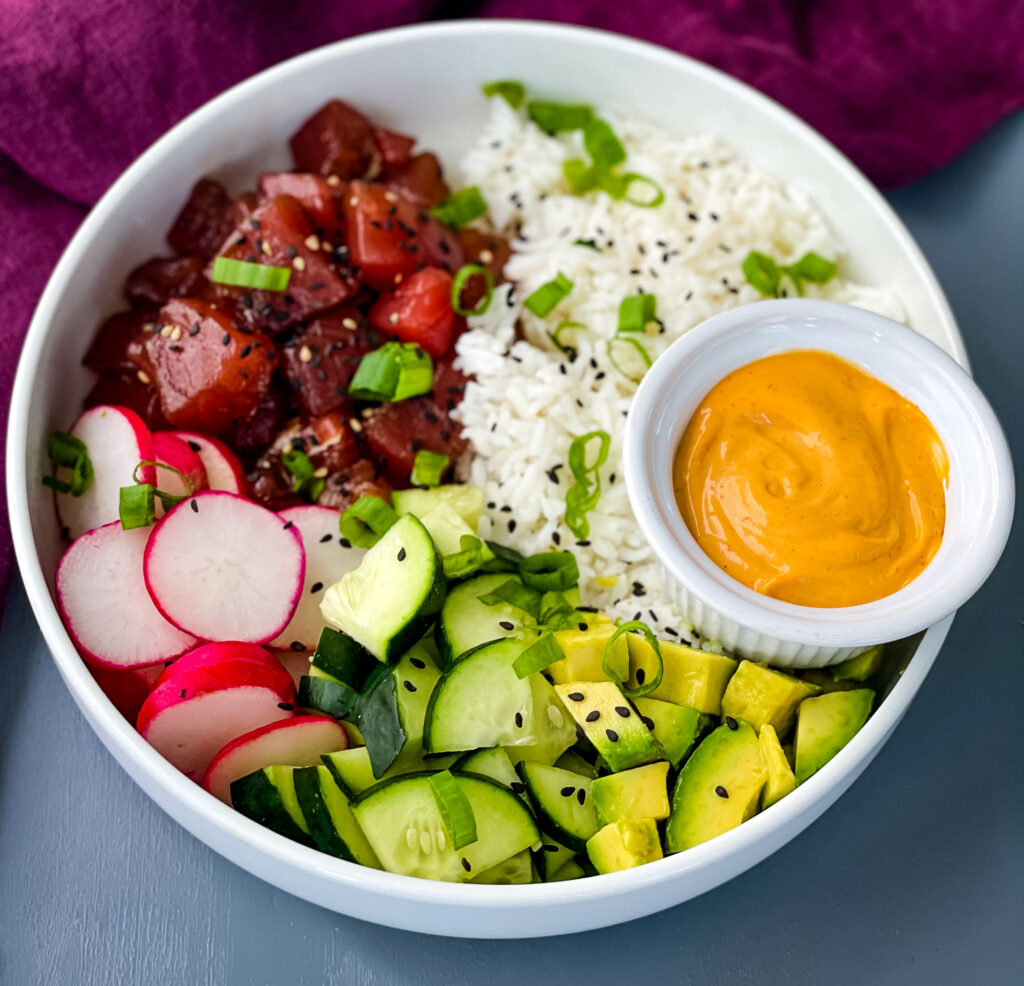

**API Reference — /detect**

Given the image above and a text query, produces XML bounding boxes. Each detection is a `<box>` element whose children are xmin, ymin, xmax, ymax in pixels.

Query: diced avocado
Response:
<box><xmin>555</xmin><ymin>681</ymin><xmax>665</xmax><ymax>772</ymax></box>
<box><xmin>549</xmin><ymin>626</ymin><xmax>629</xmax><ymax>684</ymax></box>
<box><xmin>632</xmin><ymin>697</ymin><xmax>712</xmax><ymax>769</ymax></box>
<box><xmin>470</xmin><ymin>849</ymin><xmax>535</xmax><ymax>885</ymax></box>
<box><xmin>392</xmin><ymin>483</ymin><xmax>484</xmax><ymax>530</ymax></box>
<box><xmin>627</xmin><ymin>636</ymin><xmax>737</xmax><ymax>715</ymax></box>
<box><xmin>548</xmin><ymin>858</ymin><xmax>587</xmax><ymax>881</ymax></box>
<box><xmin>534</xmin><ymin>838</ymin><xmax>577</xmax><ymax>880</ymax></box>
<box><xmin>720</xmin><ymin>660</ymin><xmax>820</xmax><ymax>736</ymax></box>
<box><xmin>831</xmin><ymin>645</ymin><xmax>884</xmax><ymax>682</ymax></box>
<box><xmin>665</xmin><ymin>719</ymin><xmax>766</xmax><ymax>853</ymax></box>
<box><xmin>758</xmin><ymin>724</ymin><xmax>796</xmax><ymax>809</ymax></box>
<box><xmin>795</xmin><ymin>668</ymin><xmax>863</xmax><ymax>694</ymax></box>
<box><xmin>555</xmin><ymin>749</ymin><xmax>598</xmax><ymax>779</ymax></box>
<box><xmin>591</xmin><ymin>762</ymin><xmax>670</xmax><ymax>825</ymax></box>
<box><xmin>419</xmin><ymin>501</ymin><xmax>494</xmax><ymax>577</ymax></box>
<box><xmin>587</xmin><ymin>818</ymin><xmax>663</xmax><ymax>873</ymax></box>
<box><xmin>794</xmin><ymin>689</ymin><xmax>874</xmax><ymax>783</ymax></box>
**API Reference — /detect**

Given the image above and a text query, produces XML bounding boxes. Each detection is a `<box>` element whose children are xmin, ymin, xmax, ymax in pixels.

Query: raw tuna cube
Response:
<box><xmin>290</xmin><ymin>100</ymin><xmax>380</xmax><ymax>180</ymax></box>
<box><xmin>167</xmin><ymin>178</ymin><xmax>240</xmax><ymax>259</ymax></box>
<box><xmin>362</xmin><ymin>394</ymin><xmax>467</xmax><ymax>486</ymax></box>
<box><xmin>83</xmin><ymin>309</ymin><xmax>156</xmax><ymax>374</ymax></box>
<box><xmin>257</xmin><ymin>172</ymin><xmax>346</xmax><ymax>241</ymax></box>
<box><xmin>374</xmin><ymin>127</ymin><xmax>416</xmax><ymax>171</ymax></box>
<box><xmin>384</xmin><ymin>152</ymin><xmax>449</xmax><ymax>208</ymax></box>
<box><xmin>318</xmin><ymin>458</ymin><xmax>394</xmax><ymax>512</ymax></box>
<box><xmin>369</xmin><ymin>267</ymin><xmax>455</xmax><ymax>357</ymax></box>
<box><xmin>124</xmin><ymin>255</ymin><xmax>209</xmax><ymax>309</ymax></box>
<box><xmin>83</xmin><ymin>371</ymin><xmax>168</xmax><ymax>431</ymax></box>
<box><xmin>226</xmin><ymin>386</ymin><xmax>289</xmax><ymax>462</ymax></box>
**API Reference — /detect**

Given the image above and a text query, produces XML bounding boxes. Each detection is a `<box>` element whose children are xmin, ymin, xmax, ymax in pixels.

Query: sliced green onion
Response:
<box><xmin>547</xmin><ymin>320</ymin><xmax>586</xmax><ymax>356</ymax></box>
<box><xmin>527</xmin><ymin>102</ymin><xmax>593</xmax><ymax>134</ymax></box>
<box><xmin>482</xmin><ymin>80</ymin><xmax>525</xmax><ymax>108</ymax></box>
<box><xmin>410</xmin><ymin>450</ymin><xmax>451</xmax><ymax>488</ymax></box>
<box><xmin>524</xmin><ymin>273</ymin><xmax>573</xmax><ymax>318</ymax></box>
<box><xmin>604</xmin><ymin>622</ymin><xmax>664</xmax><ymax>698</ymax></box>
<box><xmin>618</xmin><ymin>293</ymin><xmax>658</xmax><ymax>333</ymax></box>
<box><xmin>606</xmin><ymin>336</ymin><xmax>653</xmax><ymax>383</ymax></box>
<box><xmin>742</xmin><ymin>251</ymin><xmax>781</xmax><ymax>297</ymax></box>
<box><xmin>281</xmin><ymin>448</ymin><xmax>325</xmax><ymax>503</ymax></box>
<box><xmin>430</xmin><ymin>186</ymin><xmax>488</xmax><ymax>229</ymax></box>
<box><xmin>621</xmin><ymin>173</ymin><xmax>665</xmax><ymax>208</ymax></box>
<box><xmin>512</xmin><ymin>633</ymin><xmax>565</xmax><ymax>679</ymax></box>
<box><xmin>743</xmin><ymin>250</ymin><xmax>837</xmax><ymax>298</ymax></box>
<box><xmin>583</xmin><ymin>119</ymin><xmax>626</xmax><ymax>170</ymax></box>
<box><xmin>428</xmin><ymin>770</ymin><xmax>478</xmax><ymax>850</ymax></box>
<box><xmin>348</xmin><ymin>342</ymin><xmax>433</xmax><ymax>402</ymax></box>
<box><xmin>478</xmin><ymin>578</ymin><xmax>542</xmax><ymax>620</ymax></box>
<box><xmin>568</xmin><ymin>429</ymin><xmax>611</xmax><ymax>478</ymax></box>
<box><xmin>573</xmin><ymin>238</ymin><xmax>601</xmax><ymax>251</ymax></box>
<box><xmin>443</xmin><ymin>534</ymin><xmax>487</xmax><ymax>580</ymax></box>
<box><xmin>131</xmin><ymin>460</ymin><xmax>190</xmax><ymax>511</ymax></box>
<box><xmin>538</xmin><ymin>591</ymin><xmax>577</xmax><ymax>630</ymax></box>
<box><xmin>118</xmin><ymin>484</ymin><xmax>156</xmax><ymax>530</ymax></box>
<box><xmin>340</xmin><ymin>496</ymin><xmax>399</xmax><ymax>548</ymax></box>
<box><xmin>44</xmin><ymin>431</ymin><xmax>93</xmax><ymax>497</ymax></box>
<box><xmin>564</xmin><ymin>430</ymin><xmax>611</xmax><ymax>540</ymax></box>
<box><xmin>519</xmin><ymin>551</ymin><xmax>579</xmax><ymax>593</ymax></box>
<box><xmin>451</xmin><ymin>263</ymin><xmax>495</xmax><ymax>317</ymax></box>
<box><xmin>563</xmin><ymin>159</ymin><xmax>598</xmax><ymax>195</ymax></box>
<box><xmin>785</xmin><ymin>252</ymin><xmax>838</xmax><ymax>284</ymax></box>
<box><xmin>210</xmin><ymin>256</ymin><xmax>291</xmax><ymax>292</ymax></box>
<box><xmin>479</xmin><ymin>540</ymin><xmax>525</xmax><ymax>574</ymax></box>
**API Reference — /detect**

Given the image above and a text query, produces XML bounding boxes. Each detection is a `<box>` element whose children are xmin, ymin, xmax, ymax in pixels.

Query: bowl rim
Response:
<box><xmin>5</xmin><ymin>19</ymin><xmax>964</xmax><ymax>914</ymax></box>
<box><xmin>623</xmin><ymin>298</ymin><xmax>1015</xmax><ymax>649</ymax></box>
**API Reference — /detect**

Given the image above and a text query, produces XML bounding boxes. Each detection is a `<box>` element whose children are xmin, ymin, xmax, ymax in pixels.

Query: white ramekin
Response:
<box><xmin>624</xmin><ymin>299</ymin><xmax>1014</xmax><ymax>667</ymax></box>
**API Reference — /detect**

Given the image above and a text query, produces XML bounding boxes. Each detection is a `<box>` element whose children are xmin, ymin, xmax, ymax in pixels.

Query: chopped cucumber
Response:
<box><xmin>320</xmin><ymin>514</ymin><xmax>445</xmax><ymax>663</ymax></box>
<box><xmin>231</xmin><ymin>767</ymin><xmax>314</xmax><ymax>847</ymax></box>
<box><xmin>534</xmin><ymin>838</ymin><xmax>577</xmax><ymax>880</ymax></box>
<box><xmin>417</xmin><ymin>502</ymin><xmax>494</xmax><ymax>578</ymax></box>
<box><xmin>293</xmin><ymin>765</ymin><xmax>381</xmax><ymax>868</ymax></box>
<box><xmin>297</xmin><ymin>673</ymin><xmax>361</xmax><ymax>720</ymax></box>
<box><xmin>437</xmin><ymin>573</ymin><xmax>538</xmax><ymax>664</ymax></box>
<box><xmin>322</xmin><ymin>747</ymin><xmax>379</xmax><ymax>797</ymax></box>
<box><xmin>392</xmin><ymin>484</ymin><xmax>484</xmax><ymax>530</ymax></box>
<box><xmin>548</xmin><ymin>858</ymin><xmax>588</xmax><ymax>881</ymax></box>
<box><xmin>470</xmin><ymin>849</ymin><xmax>535</xmax><ymax>884</ymax></box>
<box><xmin>453</xmin><ymin>747</ymin><xmax>524</xmax><ymax>798</ymax></box>
<box><xmin>517</xmin><ymin>762</ymin><xmax>599</xmax><ymax>852</ymax></box>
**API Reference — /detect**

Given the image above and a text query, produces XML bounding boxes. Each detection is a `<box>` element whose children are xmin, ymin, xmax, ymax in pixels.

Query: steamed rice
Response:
<box><xmin>453</xmin><ymin>99</ymin><xmax>904</xmax><ymax>641</ymax></box>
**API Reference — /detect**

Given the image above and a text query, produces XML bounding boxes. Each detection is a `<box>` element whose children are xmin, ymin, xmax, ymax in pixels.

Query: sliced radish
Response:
<box><xmin>203</xmin><ymin>715</ymin><xmax>349</xmax><ymax>803</ymax></box>
<box><xmin>270</xmin><ymin>505</ymin><xmax>366</xmax><ymax>653</ymax></box>
<box><xmin>158</xmin><ymin>641</ymin><xmax>294</xmax><ymax>696</ymax></box>
<box><xmin>57</xmin><ymin>522</ymin><xmax>197</xmax><ymax>669</ymax></box>
<box><xmin>143</xmin><ymin>491</ymin><xmax>305</xmax><ymax>643</ymax></box>
<box><xmin>274</xmin><ymin>649</ymin><xmax>312</xmax><ymax>688</ymax></box>
<box><xmin>152</xmin><ymin>433</ymin><xmax>209</xmax><ymax>516</ymax></box>
<box><xmin>138</xmin><ymin>660</ymin><xmax>296</xmax><ymax>779</ymax></box>
<box><xmin>90</xmin><ymin>663</ymin><xmax>162</xmax><ymax>721</ymax></box>
<box><xmin>56</xmin><ymin>405</ymin><xmax>155</xmax><ymax>539</ymax></box>
<box><xmin>169</xmin><ymin>431</ymin><xmax>247</xmax><ymax>495</ymax></box>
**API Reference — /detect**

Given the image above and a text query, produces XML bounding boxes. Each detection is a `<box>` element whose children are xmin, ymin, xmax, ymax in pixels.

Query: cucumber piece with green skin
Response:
<box><xmin>436</xmin><ymin>573</ymin><xmax>538</xmax><ymax>665</ymax></box>
<box><xmin>231</xmin><ymin>767</ymin><xmax>314</xmax><ymax>847</ymax></box>
<box><xmin>392</xmin><ymin>484</ymin><xmax>484</xmax><ymax>530</ymax></box>
<box><xmin>469</xmin><ymin>849</ymin><xmax>535</xmax><ymax>885</ymax></box>
<box><xmin>297</xmin><ymin>674</ymin><xmax>361</xmax><ymax>720</ymax></box>
<box><xmin>424</xmin><ymin>638</ymin><xmax>575</xmax><ymax>760</ymax></box>
<box><xmin>351</xmin><ymin>772</ymin><xmax>540</xmax><ymax>881</ymax></box>
<box><xmin>323</xmin><ymin>747</ymin><xmax>459</xmax><ymax>797</ymax></box>
<box><xmin>417</xmin><ymin>502</ymin><xmax>494</xmax><ymax>578</ymax></box>
<box><xmin>534</xmin><ymin>839</ymin><xmax>577</xmax><ymax>881</ymax></box>
<box><xmin>453</xmin><ymin>747</ymin><xmax>524</xmax><ymax>797</ymax></box>
<box><xmin>310</xmin><ymin>626</ymin><xmax>378</xmax><ymax>688</ymax></box>
<box><xmin>548</xmin><ymin>858</ymin><xmax>587</xmax><ymax>881</ymax></box>
<box><xmin>517</xmin><ymin>762</ymin><xmax>599</xmax><ymax>852</ymax></box>
<box><xmin>293</xmin><ymin>765</ymin><xmax>381</xmax><ymax>867</ymax></box>
<box><xmin>320</xmin><ymin>514</ymin><xmax>445</xmax><ymax>663</ymax></box>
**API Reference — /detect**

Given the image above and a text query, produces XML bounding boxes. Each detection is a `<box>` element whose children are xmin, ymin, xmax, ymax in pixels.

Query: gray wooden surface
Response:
<box><xmin>1</xmin><ymin>113</ymin><xmax>1021</xmax><ymax>986</ymax></box>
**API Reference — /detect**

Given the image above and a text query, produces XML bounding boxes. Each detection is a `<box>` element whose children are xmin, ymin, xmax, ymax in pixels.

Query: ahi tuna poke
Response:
<box><xmin>45</xmin><ymin>83</ymin><xmax>889</xmax><ymax>884</ymax></box>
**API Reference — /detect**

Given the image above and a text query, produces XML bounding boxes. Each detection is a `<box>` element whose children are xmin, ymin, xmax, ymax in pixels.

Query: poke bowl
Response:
<box><xmin>5</xmin><ymin>20</ymin><xmax>998</xmax><ymax>938</ymax></box>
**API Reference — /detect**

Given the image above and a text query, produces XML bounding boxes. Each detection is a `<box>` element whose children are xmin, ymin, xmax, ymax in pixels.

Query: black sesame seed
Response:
<box><xmin>290</xmin><ymin>641</ymin><xmax>305</xmax><ymax>652</ymax></box>
<box><xmin>499</xmin><ymin>620</ymin><xmax>515</xmax><ymax>631</ymax></box>
<box><xmin>508</xmin><ymin>519</ymin><xmax>517</xmax><ymax>533</ymax></box>
<box><xmin>190</xmin><ymin>500</ymin><xmax>199</xmax><ymax>513</ymax></box>
<box><xmin>310</xmin><ymin>581</ymin><xmax>323</xmax><ymax>594</ymax></box>
<box><xmin>189</xmin><ymin>323</ymin><xmax>201</xmax><ymax>336</ymax></box>
<box><xmin>319</xmin><ymin>533</ymin><xmax>332</xmax><ymax>543</ymax></box>
<box><xmin>240</xmin><ymin>344</ymin><xmax>252</xmax><ymax>359</ymax></box>
<box><xmin>578</xmin><ymin>622</ymin><xmax>588</xmax><ymax>632</ymax></box>
<box><xmin>340</xmin><ymin>537</ymin><xmax>352</xmax><ymax>548</ymax></box>
<box><xmin>575</xmin><ymin>540</ymin><xmax>591</xmax><ymax>547</ymax></box>
<box><xmin>615</xmin><ymin>706</ymin><xmax>631</xmax><ymax>718</ymax></box>
<box><xmin>567</xmin><ymin>692</ymin><xmax>585</xmax><ymax>702</ymax></box>
<box><xmin>577</xmin><ymin>789</ymin><xmax>586</xmax><ymax>806</ymax></box>
<box><xmin>664</xmin><ymin>626</ymin><xmax>679</xmax><ymax>637</ymax></box>
<box><xmin>500</xmin><ymin>505</ymin><xmax>512</xmax><ymax>513</ymax></box>
<box><xmin>397</xmin><ymin>546</ymin><xmax>407</xmax><ymax>562</ymax></box>
<box><xmin>461</xmin><ymin>857</ymin><xmax>472</xmax><ymax>872</ymax></box>
<box><xmin>560</xmin><ymin>786</ymin><xmax>575</xmax><ymax>797</ymax></box>
<box><xmin>221</xmin><ymin>333</ymin><xmax>231</xmax><ymax>346</ymax></box>
<box><xmin>641</xmin><ymin>716</ymin><xmax>655</xmax><ymax>731</ymax></box>
<box><xmin>403</xmin><ymin>680</ymin><xmax>417</xmax><ymax>693</ymax></box>
<box><xmin>552</xmin><ymin>531</ymin><xmax>561</xmax><ymax>545</ymax></box>
<box><xmin>725</xmin><ymin>716</ymin><xmax>739</xmax><ymax>731</ymax></box>
<box><xmin>283</xmin><ymin>520</ymin><xmax>294</xmax><ymax>531</ymax></box>
<box><xmin>511</xmin><ymin>781</ymin><xmax>526</xmax><ymax>794</ymax></box>
<box><xmin>585</xmin><ymin>711</ymin><xmax>600</xmax><ymax>723</ymax></box>
<box><xmin>636</xmin><ymin>668</ymin><xmax>646</xmax><ymax>685</ymax></box>
<box><xmin>179</xmin><ymin>689</ymin><xmax>187</xmax><ymax>699</ymax></box>
<box><xmin>514</xmin><ymin>712</ymin><xmax>524</xmax><ymax>728</ymax></box>
<box><xmin>715</xmin><ymin>785</ymin><xmax>729</xmax><ymax>798</ymax></box>
<box><xmin>541</xmin><ymin>843</ymin><xmax>559</xmax><ymax>852</ymax></box>
<box><xmin>277</xmin><ymin>702</ymin><xmax>294</xmax><ymax>711</ymax></box>
<box><xmin>605</xmin><ymin>729</ymin><xmax>619</xmax><ymax>743</ymax></box>
<box><xmin>409</xmin><ymin>657</ymin><xmax>426</xmax><ymax>669</ymax></box>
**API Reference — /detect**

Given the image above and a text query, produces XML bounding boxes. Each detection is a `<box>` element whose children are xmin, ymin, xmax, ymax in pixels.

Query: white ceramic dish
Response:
<box><xmin>624</xmin><ymin>299</ymin><xmax>1014</xmax><ymax>666</ymax></box>
<box><xmin>6</xmin><ymin>21</ymin><xmax>974</xmax><ymax>937</ymax></box>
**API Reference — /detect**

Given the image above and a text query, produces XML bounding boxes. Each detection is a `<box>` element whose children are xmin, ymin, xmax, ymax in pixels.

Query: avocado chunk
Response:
<box><xmin>627</xmin><ymin>636</ymin><xmax>737</xmax><ymax>715</ymax></box>
<box><xmin>831</xmin><ymin>644</ymin><xmax>884</xmax><ymax>682</ymax></box>
<box><xmin>665</xmin><ymin>718</ymin><xmax>767</xmax><ymax>853</ymax></box>
<box><xmin>720</xmin><ymin>660</ymin><xmax>820</xmax><ymax>736</ymax></box>
<box><xmin>632</xmin><ymin>696</ymin><xmax>712</xmax><ymax>769</ymax></box>
<box><xmin>549</xmin><ymin>626</ymin><xmax>630</xmax><ymax>684</ymax></box>
<box><xmin>470</xmin><ymin>849</ymin><xmax>536</xmax><ymax>885</ymax></box>
<box><xmin>555</xmin><ymin>681</ymin><xmax>665</xmax><ymax>772</ymax></box>
<box><xmin>592</xmin><ymin>762</ymin><xmax>671</xmax><ymax>825</ymax></box>
<box><xmin>794</xmin><ymin>689</ymin><xmax>874</xmax><ymax>783</ymax></box>
<box><xmin>587</xmin><ymin>818</ymin><xmax>663</xmax><ymax>873</ymax></box>
<box><xmin>758</xmin><ymin>724</ymin><xmax>796</xmax><ymax>809</ymax></box>
<box><xmin>517</xmin><ymin>762</ymin><xmax>600</xmax><ymax>851</ymax></box>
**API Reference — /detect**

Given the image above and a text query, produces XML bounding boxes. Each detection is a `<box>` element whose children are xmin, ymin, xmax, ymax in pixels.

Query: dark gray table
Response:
<box><xmin>1</xmin><ymin>112</ymin><xmax>1021</xmax><ymax>986</ymax></box>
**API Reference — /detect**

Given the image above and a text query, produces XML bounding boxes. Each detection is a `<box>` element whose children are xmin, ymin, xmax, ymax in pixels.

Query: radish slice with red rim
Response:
<box><xmin>143</xmin><ymin>491</ymin><xmax>305</xmax><ymax>644</ymax></box>
<box><xmin>158</xmin><ymin>641</ymin><xmax>295</xmax><ymax>695</ymax></box>
<box><xmin>168</xmin><ymin>431</ymin><xmax>247</xmax><ymax>495</ymax></box>
<box><xmin>89</xmin><ymin>663</ymin><xmax>162</xmax><ymax>721</ymax></box>
<box><xmin>152</xmin><ymin>432</ymin><xmax>209</xmax><ymax>506</ymax></box>
<box><xmin>57</xmin><ymin>522</ymin><xmax>197</xmax><ymax>669</ymax></box>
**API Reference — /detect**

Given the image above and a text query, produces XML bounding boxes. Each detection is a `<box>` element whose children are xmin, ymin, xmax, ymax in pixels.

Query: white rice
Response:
<box><xmin>452</xmin><ymin>100</ymin><xmax>904</xmax><ymax>641</ymax></box>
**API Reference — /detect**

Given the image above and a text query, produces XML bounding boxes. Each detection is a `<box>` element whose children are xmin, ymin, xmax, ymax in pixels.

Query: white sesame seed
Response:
<box><xmin>388</xmin><ymin>313</ymin><xmax>399</xmax><ymax>325</ymax></box>
<box><xmin>160</xmin><ymin>325</ymin><xmax>173</xmax><ymax>338</ymax></box>
<box><xmin>136</xmin><ymin>370</ymin><xmax>151</xmax><ymax>384</ymax></box>
<box><xmin>141</xmin><ymin>322</ymin><xmax>155</xmax><ymax>333</ymax></box>
<box><xmin>298</xmin><ymin>345</ymin><xmax>313</xmax><ymax>363</ymax></box>
<box><xmin>170</xmin><ymin>326</ymin><xmax>183</xmax><ymax>341</ymax></box>
<box><xmin>293</xmin><ymin>257</ymin><xmax>306</xmax><ymax>271</ymax></box>
<box><xmin>304</xmin><ymin>234</ymin><xmax>320</xmax><ymax>251</ymax></box>
<box><xmin>349</xmin><ymin>418</ymin><xmax>363</xmax><ymax>433</ymax></box>
<box><xmin>383</xmin><ymin>191</ymin><xmax>398</xmax><ymax>203</ymax></box>
<box><xmin>342</xmin><ymin>317</ymin><xmax>358</xmax><ymax>330</ymax></box>
<box><xmin>349</xmin><ymin>196</ymin><xmax>358</xmax><ymax>206</ymax></box>
<box><xmin>312</xmin><ymin>466</ymin><xmax>328</xmax><ymax>479</ymax></box>
<box><xmin>257</xmin><ymin>459</ymin><xmax>271</xmax><ymax>469</ymax></box>
<box><xmin>261</xmin><ymin>241</ymin><xmax>272</xmax><ymax>256</ymax></box>
<box><xmin>479</xmin><ymin>249</ymin><xmax>494</xmax><ymax>264</ymax></box>
<box><xmin>394</xmin><ymin>273</ymin><xmax>403</xmax><ymax>284</ymax></box>
<box><xmin>326</xmin><ymin>174</ymin><xmax>341</xmax><ymax>187</ymax></box>
<box><xmin>321</xmin><ymin>241</ymin><xmax>333</xmax><ymax>252</ymax></box>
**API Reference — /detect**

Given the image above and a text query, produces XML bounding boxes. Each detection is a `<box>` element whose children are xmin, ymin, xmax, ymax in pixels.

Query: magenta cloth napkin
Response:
<box><xmin>1</xmin><ymin>1</ymin><xmax>1021</xmax><ymax>613</ymax></box>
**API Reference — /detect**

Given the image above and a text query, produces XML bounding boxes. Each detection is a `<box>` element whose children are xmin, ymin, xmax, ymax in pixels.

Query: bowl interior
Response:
<box><xmin>7</xmin><ymin>22</ymin><xmax>966</xmax><ymax>933</ymax></box>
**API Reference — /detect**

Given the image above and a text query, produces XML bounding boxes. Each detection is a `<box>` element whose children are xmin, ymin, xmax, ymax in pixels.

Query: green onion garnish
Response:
<box><xmin>621</xmin><ymin>174</ymin><xmax>665</xmax><ymax>208</ymax></box>
<box><xmin>527</xmin><ymin>101</ymin><xmax>593</xmax><ymax>134</ymax></box>
<box><xmin>131</xmin><ymin>461</ymin><xmax>190</xmax><ymax>512</ymax></box>
<box><xmin>479</xmin><ymin>540</ymin><xmax>525</xmax><ymax>574</ymax></box>
<box><xmin>538</xmin><ymin>590</ymin><xmax>577</xmax><ymax>630</ymax></box>
<box><xmin>478</xmin><ymin>578</ymin><xmax>542</xmax><ymax>620</ymax></box>
<box><xmin>442</xmin><ymin>534</ymin><xmax>487</xmax><ymax>580</ymax></box>
<box><xmin>606</xmin><ymin>336</ymin><xmax>653</xmax><ymax>383</ymax></box>
<box><xmin>563</xmin><ymin>159</ymin><xmax>598</xmax><ymax>195</ymax></box>
<box><xmin>786</xmin><ymin>252</ymin><xmax>838</xmax><ymax>286</ymax></box>
<box><xmin>118</xmin><ymin>484</ymin><xmax>156</xmax><ymax>530</ymax></box>
<box><xmin>604</xmin><ymin>621</ymin><xmax>664</xmax><ymax>698</ymax></box>
<box><xmin>519</xmin><ymin>551</ymin><xmax>579</xmax><ymax>593</ymax></box>
<box><xmin>348</xmin><ymin>342</ymin><xmax>433</xmax><ymax>403</ymax></box>
<box><xmin>451</xmin><ymin>263</ymin><xmax>495</xmax><ymax>317</ymax></box>
<box><xmin>410</xmin><ymin>449</ymin><xmax>451</xmax><ymax>488</ymax></box>
<box><xmin>512</xmin><ymin>632</ymin><xmax>565</xmax><ymax>679</ymax></box>
<box><xmin>428</xmin><ymin>770</ymin><xmax>478</xmax><ymax>851</ymax></box>
<box><xmin>43</xmin><ymin>431</ymin><xmax>93</xmax><ymax>497</ymax></box>
<box><xmin>281</xmin><ymin>448</ymin><xmax>325</xmax><ymax>503</ymax></box>
<box><xmin>340</xmin><ymin>496</ymin><xmax>399</xmax><ymax>548</ymax></box>
<box><xmin>742</xmin><ymin>250</ymin><xmax>837</xmax><ymax>298</ymax></box>
<box><xmin>524</xmin><ymin>272</ymin><xmax>573</xmax><ymax>318</ymax></box>
<box><xmin>482</xmin><ymin>80</ymin><xmax>526</xmax><ymax>108</ymax></box>
<box><xmin>618</xmin><ymin>293</ymin><xmax>658</xmax><ymax>333</ymax></box>
<box><xmin>547</xmin><ymin>320</ymin><xmax>586</xmax><ymax>357</ymax></box>
<box><xmin>564</xmin><ymin>430</ymin><xmax>611</xmax><ymax>540</ymax></box>
<box><xmin>583</xmin><ymin>119</ymin><xmax>626</xmax><ymax>171</ymax></box>
<box><xmin>430</xmin><ymin>186</ymin><xmax>488</xmax><ymax>229</ymax></box>
<box><xmin>210</xmin><ymin>257</ymin><xmax>291</xmax><ymax>292</ymax></box>
<box><xmin>573</xmin><ymin>238</ymin><xmax>601</xmax><ymax>251</ymax></box>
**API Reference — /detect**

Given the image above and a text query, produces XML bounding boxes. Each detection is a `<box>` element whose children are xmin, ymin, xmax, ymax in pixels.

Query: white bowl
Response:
<box><xmin>5</xmin><ymin>21</ymin><xmax>984</xmax><ymax>937</ymax></box>
<box><xmin>624</xmin><ymin>300</ymin><xmax>1014</xmax><ymax>667</ymax></box>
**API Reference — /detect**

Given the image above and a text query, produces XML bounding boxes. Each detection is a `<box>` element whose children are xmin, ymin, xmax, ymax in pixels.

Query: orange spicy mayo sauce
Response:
<box><xmin>673</xmin><ymin>350</ymin><xmax>948</xmax><ymax>608</ymax></box>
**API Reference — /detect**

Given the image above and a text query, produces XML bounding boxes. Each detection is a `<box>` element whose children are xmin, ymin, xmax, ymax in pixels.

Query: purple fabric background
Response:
<box><xmin>1</xmin><ymin>1</ymin><xmax>1022</xmax><ymax>612</ymax></box>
